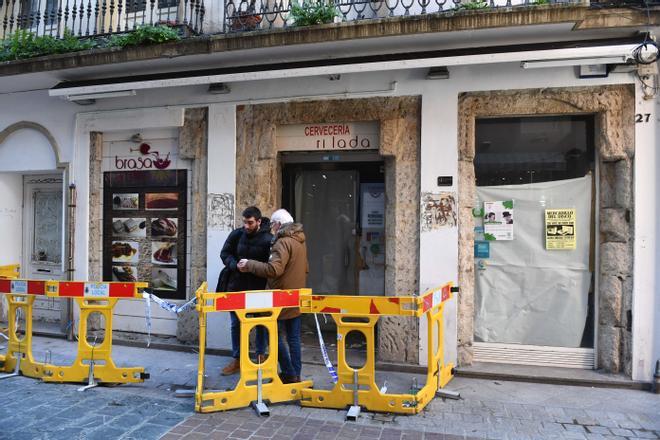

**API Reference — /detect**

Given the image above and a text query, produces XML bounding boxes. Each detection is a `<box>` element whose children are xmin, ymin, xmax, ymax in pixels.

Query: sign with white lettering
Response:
<box><xmin>84</xmin><ymin>283</ymin><xmax>109</xmax><ymax>297</ymax></box>
<box><xmin>277</xmin><ymin>122</ymin><xmax>379</xmax><ymax>151</ymax></box>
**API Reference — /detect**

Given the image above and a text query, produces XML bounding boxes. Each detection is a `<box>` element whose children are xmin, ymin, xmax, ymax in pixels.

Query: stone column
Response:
<box><xmin>177</xmin><ymin>107</ymin><xmax>209</xmax><ymax>344</ymax></box>
<box><xmin>87</xmin><ymin>131</ymin><xmax>104</xmax><ymax>331</ymax></box>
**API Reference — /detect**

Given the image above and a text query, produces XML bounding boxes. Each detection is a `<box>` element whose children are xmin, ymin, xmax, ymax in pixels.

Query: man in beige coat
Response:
<box><xmin>237</xmin><ymin>208</ymin><xmax>308</xmax><ymax>383</ymax></box>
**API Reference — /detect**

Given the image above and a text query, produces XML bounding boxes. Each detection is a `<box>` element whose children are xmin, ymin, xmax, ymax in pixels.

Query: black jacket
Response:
<box><xmin>220</xmin><ymin>218</ymin><xmax>273</xmax><ymax>292</ymax></box>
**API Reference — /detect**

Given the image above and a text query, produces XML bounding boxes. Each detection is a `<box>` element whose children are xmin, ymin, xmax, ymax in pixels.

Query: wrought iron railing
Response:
<box><xmin>224</xmin><ymin>0</ymin><xmax>579</xmax><ymax>32</ymax></box>
<box><xmin>0</xmin><ymin>0</ymin><xmax>205</xmax><ymax>39</ymax></box>
<box><xmin>1</xmin><ymin>0</ymin><xmax>641</xmax><ymax>42</ymax></box>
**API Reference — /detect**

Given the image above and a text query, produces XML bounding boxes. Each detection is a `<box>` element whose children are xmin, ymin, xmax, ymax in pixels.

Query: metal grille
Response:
<box><xmin>1</xmin><ymin>0</ymin><xmax>205</xmax><ymax>39</ymax></box>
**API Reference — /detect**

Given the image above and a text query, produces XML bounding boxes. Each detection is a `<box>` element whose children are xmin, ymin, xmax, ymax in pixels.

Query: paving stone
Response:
<box><xmin>85</xmin><ymin>426</ymin><xmax>128</xmax><ymax>440</ymax></box>
<box><xmin>149</xmin><ymin>410</ymin><xmax>188</xmax><ymax>427</ymax></box>
<box><xmin>609</xmin><ymin>428</ymin><xmax>635</xmax><ymax>436</ymax></box>
<box><xmin>564</xmin><ymin>424</ymin><xmax>587</xmax><ymax>433</ymax></box>
<box><xmin>124</xmin><ymin>422</ymin><xmax>173</xmax><ymax>440</ymax></box>
<box><xmin>615</xmin><ymin>420</ymin><xmax>643</xmax><ymax>430</ymax></box>
<box><xmin>632</xmin><ymin>429</ymin><xmax>659</xmax><ymax>439</ymax></box>
<box><xmin>107</xmin><ymin>413</ymin><xmax>144</xmax><ymax>429</ymax></box>
<box><xmin>586</xmin><ymin>426</ymin><xmax>612</xmax><ymax>435</ymax></box>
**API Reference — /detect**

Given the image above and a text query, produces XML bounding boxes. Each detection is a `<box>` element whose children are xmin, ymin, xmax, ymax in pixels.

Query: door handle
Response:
<box><xmin>37</xmin><ymin>269</ymin><xmax>52</xmax><ymax>273</ymax></box>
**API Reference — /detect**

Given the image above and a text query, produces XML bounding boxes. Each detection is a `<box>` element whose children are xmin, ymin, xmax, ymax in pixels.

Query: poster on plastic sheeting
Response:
<box><xmin>545</xmin><ymin>209</ymin><xmax>576</xmax><ymax>250</ymax></box>
<box><xmin>483</xmin><ymin>200</ymin><xmax>514</xmax><ymax>240</ymax></box>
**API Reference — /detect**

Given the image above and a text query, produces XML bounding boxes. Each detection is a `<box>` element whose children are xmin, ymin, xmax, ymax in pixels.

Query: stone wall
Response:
<box><xmin>456</xmin><ymin>85</ymin><xmax>635</xmax><ymax>374</ymax></box>
<box><xmin>235</xmin><ymin>97</ymin><xmax>422</xmax><ymax>363</ymax></box>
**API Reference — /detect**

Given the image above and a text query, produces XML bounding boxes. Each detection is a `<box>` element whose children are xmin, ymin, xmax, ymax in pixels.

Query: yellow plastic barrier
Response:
<box><xmin>301</xmin><ymin>283</ymin><xmax>455</xmax><ymax>417</ymax></box>
<box><xmin>195</xmin><ymin>281</ymin><xmax>457</xmax><ymax>418</ymax></box>
<box><xmin>0</xmin><ymin>268</ymin><xmax>50</xmax><ymax>380</ymax></box>
<box><xmin>0</xmin><ymin>264</ymin><xmax>19</xmax><ymax>279</ymax></box>
<box><xmin>41</xmin><ymin>280</ymin><xmax>150</xmax><ymax>390</ymax></box>
<box><xmin>195</xmin><ymin>282</ymin><xmax>313</xmax><ymax>414</ymax></box>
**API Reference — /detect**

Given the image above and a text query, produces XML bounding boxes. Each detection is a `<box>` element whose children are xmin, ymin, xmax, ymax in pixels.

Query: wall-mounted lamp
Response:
<box><xmin>426</xmin><ymin>66</ymin><xmax>450</xmax><ymax>80</ymax></box>
<box><xmin>66</xmin><ymin>89</ymin><xmax>137</xmax><ymax>102</ymax></box>
<box><xmin>520</xmin><ymin>56</ymin><xmax>629</xmax><ymax>69</ymax></box>
<box><xmin>208</xmin><ymin>83</ymin><xmax>231</xmax><ymax>94</ymax></box>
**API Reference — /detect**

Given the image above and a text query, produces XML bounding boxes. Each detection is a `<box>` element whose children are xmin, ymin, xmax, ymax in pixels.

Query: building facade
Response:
<box><xmin>0</xmin><ymin>1</ymin><xmax>658</xmax><ymax>381</ymax></box>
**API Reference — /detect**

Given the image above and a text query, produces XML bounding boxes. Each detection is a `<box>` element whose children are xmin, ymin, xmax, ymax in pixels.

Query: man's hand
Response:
<box><xmin>237</xmin><ymin>259</ymin><xmax>249</xmax><ymax>273</ymax></box>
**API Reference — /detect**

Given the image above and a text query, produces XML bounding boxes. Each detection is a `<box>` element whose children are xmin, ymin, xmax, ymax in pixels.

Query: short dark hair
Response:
<box><xmin>242</xmin><ymin>206</ymin><xmax>262</xmax><ymax>220</ymax></box>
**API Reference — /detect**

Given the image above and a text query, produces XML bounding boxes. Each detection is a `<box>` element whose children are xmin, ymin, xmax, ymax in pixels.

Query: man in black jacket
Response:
<box><xmin>220</xmin><ymin>206</ymin><xmax>272</xmax><ymax>375</ymax></box>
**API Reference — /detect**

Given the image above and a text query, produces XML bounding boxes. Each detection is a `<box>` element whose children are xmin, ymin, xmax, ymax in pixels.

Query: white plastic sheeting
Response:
<box><xmin>474</xmin><ymin>176</ymin><xmax>593</xmax><ymax>348</ymax></box>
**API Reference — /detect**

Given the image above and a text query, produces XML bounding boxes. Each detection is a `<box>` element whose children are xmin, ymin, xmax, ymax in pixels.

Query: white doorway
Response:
<box><xmin>22</xmin><ymin>174</ymin><xmax>67</xmax><ymax>334</ymax></box>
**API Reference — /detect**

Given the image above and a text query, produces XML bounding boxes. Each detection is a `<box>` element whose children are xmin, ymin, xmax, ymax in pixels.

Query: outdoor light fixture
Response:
<box><xmin>208</xmin><ymin>83</ymin><xmax>231</xmax><ymax>94</ymax></box>
<box><xmin>66</xmin><ymin>89</ymin><xmax>137</xmax><ymax>101</ymax></box>
<box><xmin>426</xmin><ymin>66</ymin><xmax>450</xmax><ymax>79</ymax></box>
<box><xmin>520</xmin><ymin>56</ymin><xmax>629</xmax><ymax>69</ymax></box>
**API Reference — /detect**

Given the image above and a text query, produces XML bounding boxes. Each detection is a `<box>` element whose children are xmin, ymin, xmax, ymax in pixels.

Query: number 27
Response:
<box><xmin>635</xmin><ymin>113</ymin><xmax>651</xmax><ymax>123</ymax></box>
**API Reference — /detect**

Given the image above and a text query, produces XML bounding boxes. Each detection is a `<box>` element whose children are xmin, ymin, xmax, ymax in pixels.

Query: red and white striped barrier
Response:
<box><xmin>214</xmin><ymin>290</ymin><xmax>301</xmax><ymax>312</ymax></box>
<box><xmin>421</xmin><ymin>284</ymin><xmax>452</xmax><ymax>313</ymax></box>
<box><xmin>46</xmin><ymin>281</ymin><xmax>146</xmax><ymax>298</ymax></box>
<box><xmin>0</xmin><ymin>279</ymin><xmax>46</xmax><ymax>296</ymax></box>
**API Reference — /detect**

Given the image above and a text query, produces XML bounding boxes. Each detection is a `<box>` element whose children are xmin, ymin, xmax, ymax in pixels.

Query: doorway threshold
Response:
<box><xmin>455</xmin><ymin>362</ymin><xmax>651</xmax><ymax>391</ymax></box>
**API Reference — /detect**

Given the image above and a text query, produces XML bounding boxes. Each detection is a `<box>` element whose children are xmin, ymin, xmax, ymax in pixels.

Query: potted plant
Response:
<box><xmin>229</xmin><ymin>1</ymin><xmax>263</xmax><ymax>31</ymax></box>
<box><xmin>289</xmin><ymin>0</ymin><xmax>337</xmax><ymax>26</ymax></box>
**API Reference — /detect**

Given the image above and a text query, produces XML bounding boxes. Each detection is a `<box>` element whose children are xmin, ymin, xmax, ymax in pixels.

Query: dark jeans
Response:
<box><xmin>230</xmin><ymin>311</ymin><xmax>267</xmax><ymax>359</ymax></box>
<box><xmin>277</xmin><ymin>316</ymin><xmax>302</xmax><ymax>377</ymax></box>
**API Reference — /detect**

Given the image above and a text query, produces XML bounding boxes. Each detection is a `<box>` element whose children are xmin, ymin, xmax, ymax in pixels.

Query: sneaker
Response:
<box><xmin>221</xmin><ymin>358</ymin><xmax>240</xmax><ymax>376</ymax></box>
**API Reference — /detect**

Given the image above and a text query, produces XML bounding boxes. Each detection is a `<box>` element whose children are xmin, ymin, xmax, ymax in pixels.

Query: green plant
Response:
<box><xmin>453</xmin><ymin>0</ymin><xmax>489</xmax><ymax>10</ymax></box>
<box><xmin>530</xmin><ymin>0</ymin><xmax>550</xmax><ymax>4</ymax></box>
<box><xmin>0</xmin><ymin>29</ymin><xmax>94</xmax><ymax>62</ymax></box>
<box><xmin>289</xmin><ymin>0</ymin><xmax>337</xmax><ymax>26</ymax></box>
<box><xmin>0</xmin><ymin>25</ymin><xmax>180</xmax><ymax>62</ymax></box>
<box><xmin>109</xmin><ymin>24</ymin><xmax>180</xmax><ymax>47</ymax></box>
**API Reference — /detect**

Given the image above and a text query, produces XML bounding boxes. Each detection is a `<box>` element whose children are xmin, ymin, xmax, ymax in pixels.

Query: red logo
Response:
<box><xmin>115</xmin><ymin>143</ymin><xmax>172</xmax><ymax>170</ymax></box>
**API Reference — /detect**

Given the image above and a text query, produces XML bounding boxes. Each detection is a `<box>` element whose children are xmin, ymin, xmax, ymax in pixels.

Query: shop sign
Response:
<box><xmin>277</xmin><ymin>122</ymin><xmax>379</xmax><ymax>151</ymax></box>
<box><xmin>112</xmin><ymin>142</ymin><xmax>174</xmax><ymax>171</ymax></box>
<box><xmin>545</xmin><ymin>208</ymin><xmax>576</xmax><ymax>250</ymax></box>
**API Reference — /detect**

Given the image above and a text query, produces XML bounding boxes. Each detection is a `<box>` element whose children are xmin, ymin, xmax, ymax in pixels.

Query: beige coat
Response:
<box><xmin>245</xmin><ymin>223</ymin><xmax>309</xmax><ymax>320</ymax></box>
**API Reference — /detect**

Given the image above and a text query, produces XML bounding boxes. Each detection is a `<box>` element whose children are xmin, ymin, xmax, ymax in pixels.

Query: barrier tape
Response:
<box><xmin>141</xmin><ymin>291</ymin><xmax>198</xmax><ymax>347</ymax></box>
<box><xmin>313</xmin><ymin>314</ymin><xmax>338</xmax><ymax>384</ymax></box>
<box><xmin>144</xmin><ymin>293</ymin><xmax>152</xmax><ymax>347</ymax></box>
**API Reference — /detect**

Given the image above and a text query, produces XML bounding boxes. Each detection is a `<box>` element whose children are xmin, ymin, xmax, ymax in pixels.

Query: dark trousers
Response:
<box><xmin>277</xmin><ymin>316</ymin><xmax>302</xmax><ymax>377</ymax></box>
<box><xmin>230</xmin><ymin>311</ymin><xmax>267</xmax><ymax>359</ymax></box>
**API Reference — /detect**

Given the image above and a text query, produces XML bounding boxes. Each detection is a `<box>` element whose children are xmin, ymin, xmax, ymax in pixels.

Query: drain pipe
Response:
<box><xmin>66</xmin><ymin>183</ymin><xmax>77</xmax><ymax>341</ymax></box>
<box><xmin>653</xmin><ymin>360</ymin><xmax>660</xmax><ymax>394</ymax></box>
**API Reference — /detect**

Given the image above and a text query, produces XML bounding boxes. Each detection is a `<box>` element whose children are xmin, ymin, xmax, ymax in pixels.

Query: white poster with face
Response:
<box><xmin>483</xmin><ymin>200</ymin><xmax>514</xmax><ymax>240</ymax></box>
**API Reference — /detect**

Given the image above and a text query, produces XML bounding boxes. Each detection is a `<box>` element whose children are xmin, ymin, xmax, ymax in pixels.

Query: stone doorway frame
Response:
<box><xmin>457</xmin><ymin>85</ymin><xmax>635</xmax><ymax>374</ymax></box>
<box><xmin>234</xmin><ymin>96</ymin><xmax>421</xmax><ymax>363</ymax></box>
<box><xmin>87</xmin><ymin>108</ymin><xmax>208</xmax><ymax>343</ymax></box>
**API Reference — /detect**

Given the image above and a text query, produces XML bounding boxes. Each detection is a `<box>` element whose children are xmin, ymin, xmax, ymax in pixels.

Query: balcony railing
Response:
<box><xmin>0</xmin><ymin>0</ymin><xmax>205</xmax><ymax>39</ymax></box>
<box><xmin>224</xmin><ymin>0</ymin><xmax>578</xmax><ymax>32</ymax></box>
<box><xmin>2</xmin><ymin>0</ymin><xmax>648</xmax><ymax>41</ymax></box>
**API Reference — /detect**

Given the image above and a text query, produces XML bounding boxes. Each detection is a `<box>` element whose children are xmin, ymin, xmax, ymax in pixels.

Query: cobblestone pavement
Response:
<box><xmin>0</xmin><ymin>336</ymin><xmax>658</xmax><ymax>440</ymax></box>
<box><xmin>165</xmin><ymin>379</ymin><xmax>660</xmax><ymax>440</ymax></box>
<box><xmin>0</xmin><ymin>376</ymin><xmax>191</xmax><ymax>440</ymax></box>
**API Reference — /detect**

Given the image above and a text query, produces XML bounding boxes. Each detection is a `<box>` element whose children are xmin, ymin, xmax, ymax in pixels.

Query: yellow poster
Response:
<box><xmin>545</xmin><ymin>209</ymin><xmax>576</xmax><ymax>250</ymax></box>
